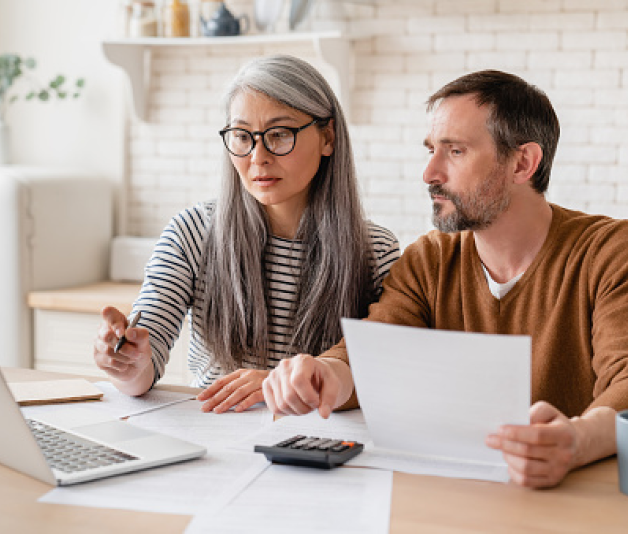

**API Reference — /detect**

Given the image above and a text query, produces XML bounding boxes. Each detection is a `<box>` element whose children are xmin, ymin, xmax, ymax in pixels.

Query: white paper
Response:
<box><xmin>38</xmin><ymin>393</ymin><xmax>275</xmax><ymax>514</ymax></box>
<box><xmin>353</xmin><ymin>444</ymin><xmax>509</xmax><ymax>482</ymax></box>
<box><xmin>90</xmin><ymin>381</ymin><xmax>196</xmax><ymax>418</ymax></box>
<box><xmin>341</xmin><ymin>319</ymin><xmax>531</xmax><ymax>482</ymax></box>
<box><xmin>127</xmin><ymin>399</ymin><xmax>273</xmax><ymax>450</ymax></box>
<box><xmin>234</xmin><ymin>408</ymin><xmax>371</xmax><ymax>452</ymax></box>
<box><xmin>40</xmin><ymin>450</ymin><xmax>270</xmax><ymax>515</ymax></box>
<box><xmin>186</xmin><ymin>464</ymin><xmax>393</xmax><ymax>534</ymax></box>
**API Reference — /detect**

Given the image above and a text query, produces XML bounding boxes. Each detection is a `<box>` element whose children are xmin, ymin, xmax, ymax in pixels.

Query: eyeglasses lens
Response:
<box><xmin>224</xmin><ymin>128</ymin><xmax>295</xmax><ymax>156</ymax></box>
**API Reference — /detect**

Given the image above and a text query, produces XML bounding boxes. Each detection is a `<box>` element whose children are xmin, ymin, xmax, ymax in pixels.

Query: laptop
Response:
<box><xmin>0</xmin><ymin>369</ymin><xmax>206</xmax><ymax>486</ymax></box>
<box><xmin>340</xmin><ymin>318</ymin><xmax>530</xmax><ymax>482</ymax></box>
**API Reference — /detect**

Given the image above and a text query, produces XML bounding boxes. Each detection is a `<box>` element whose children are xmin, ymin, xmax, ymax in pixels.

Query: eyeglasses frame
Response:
<box><xmin>219</xmin><ymin>117</ymin><xmax>331</xmax><ymax>157</ymax></box>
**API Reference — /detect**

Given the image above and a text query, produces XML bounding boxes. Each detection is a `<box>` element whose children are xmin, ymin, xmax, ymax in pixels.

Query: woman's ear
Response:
<box><xmin>321</xmin><ymin>119</ymin><xmax>335</xmax><ymax>157</ymax></box>
<box><xmin>513</xmin><ymin>142</ymin><xmax>543</xmax><ymax>185</ymax></box>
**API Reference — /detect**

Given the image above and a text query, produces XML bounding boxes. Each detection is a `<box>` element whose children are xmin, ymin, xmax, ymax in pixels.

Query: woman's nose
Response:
<box><xmin>250</xmin><ymin>135</ymin><xmax>272</xmax><ymax>164</ymax></box>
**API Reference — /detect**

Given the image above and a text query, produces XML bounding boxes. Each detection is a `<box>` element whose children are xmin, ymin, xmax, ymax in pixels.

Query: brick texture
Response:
<box><xmin>125</xmin><ymin>0</ymin><xmax>628</xmax><ymax>248</ymax></box>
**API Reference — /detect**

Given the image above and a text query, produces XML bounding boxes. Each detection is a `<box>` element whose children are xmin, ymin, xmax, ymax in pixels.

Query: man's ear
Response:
<box><xmin>321</xmin><ymin>118</ymin><xmax>335</xmax><ymax>157</ymax></box>
<box><xmin>513</xmin><ymin>142</ymin><xmax>543</xmax><ymax>185</ymax></box>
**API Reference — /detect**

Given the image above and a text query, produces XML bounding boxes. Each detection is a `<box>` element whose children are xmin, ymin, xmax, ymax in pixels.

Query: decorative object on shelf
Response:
<box><xmin>198</xmin><ymin>0</ymin><xmax>222</xmax><ymax>36</ymax></box>
<box><xmin>199</xmin><ymin>1</ymin><xmax>249</xmax><ymax>36</ymax></box>
<box><xmin>116</xmin><ymin>0</ymin><xmax>133</xmax><ymax>37</ymax></box>
<box><xmin>254</xmin><ymin>0</ymin><xmax>285</xmax><ymax>33</ymax></box>
<box><xmin>289</xmin><ymin>0</ymin><xmax>316</xmax><ymax>30</ymax></box>
<box><xmin>162</xmin><ymin>0</ymin><xmax>191</xmax><ymax>37</ymax></box>
<box><xmin>128</xmin><ymin>1</ymin><xmax>158</xmax><ymax>37</ymax></box>
<box><xmin>0</xmin><ymin>54</ymin><xmax>85</xmax><ymax>165</ymax></box>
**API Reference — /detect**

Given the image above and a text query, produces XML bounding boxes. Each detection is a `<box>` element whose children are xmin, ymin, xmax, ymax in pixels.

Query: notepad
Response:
<box><xmin>8</xmin><ymin>379</ymin><xmax>104</xmax><ymax>406</ymax></box>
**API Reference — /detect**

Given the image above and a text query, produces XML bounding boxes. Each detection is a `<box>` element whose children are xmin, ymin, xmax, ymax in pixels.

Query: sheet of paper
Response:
<box><xmin>234</xmin><ymin>408</ymin><xmax>371</xmax><ymax>452</ymax></box>
<box><xmin>40</xmin><ymin>450</ymin><xmax>270</xmax><ymax>516</ymax></box>
<box><xmin>127</xmin><ymin>399</ymin><xmax>273</xmax><ymax>450</ymax></box>
<box><xmin>353</xmin><ymin>445</ymin><xmax>509</xmax><ymax>482</ymax></box>
<box><xmin>186</xmin><ymin>464</ymin><xmax>393</xmax><ymax>534</ymax></box>
<box><xmin>341</xmin><ymin>319</ymin><xmax>531</xmax><ymax>482</ymax></box>
<box><xmin>89</xmin><ymin>381</ymin><xmax>196</xmax><ymax>418</ymax></box>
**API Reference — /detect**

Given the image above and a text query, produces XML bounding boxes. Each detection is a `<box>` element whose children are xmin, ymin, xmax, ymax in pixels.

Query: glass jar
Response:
<box><xmin>128</xmin><ymin>1</ymin><xmax>158</xmax><ymax>37</ymax></box>
<box><xmin>162</xmin><ymin>0</ymin><xmax>191</xmax><ymax>38</ymax></box>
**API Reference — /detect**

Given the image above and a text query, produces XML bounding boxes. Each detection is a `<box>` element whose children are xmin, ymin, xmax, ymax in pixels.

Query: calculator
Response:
<box><xmin>254</xmin><ymin>435</ymin><xmax>364</xmax><ymax>469</ymax></box>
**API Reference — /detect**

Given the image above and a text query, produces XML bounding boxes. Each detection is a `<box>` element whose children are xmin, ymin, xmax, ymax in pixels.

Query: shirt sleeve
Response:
<box><xmin>587</xmin><ymin>220</ymin><xmax>628</xmax><ymax>412</ymax></box>
<box><xmin>367</xmin><ymin>221</ymin><xmax>401</xmax><ymax>296</ymax></box>
<box><xmin>131</xmin><ymin>203</ymin><xmax>210</xmax><ymax>384</ymax></box>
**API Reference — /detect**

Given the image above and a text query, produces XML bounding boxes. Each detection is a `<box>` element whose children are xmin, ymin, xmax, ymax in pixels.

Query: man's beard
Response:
<box><xmin>429</xmin><ymin>166</ymin><xmax>511</xmax><ymax>233</ymax></box>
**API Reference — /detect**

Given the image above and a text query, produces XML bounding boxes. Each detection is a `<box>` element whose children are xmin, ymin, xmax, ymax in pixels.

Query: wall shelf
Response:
<box><xmin>102</xmin><ymin>31</ymin><xmax>356</xmax><ymax>122</ymax></box>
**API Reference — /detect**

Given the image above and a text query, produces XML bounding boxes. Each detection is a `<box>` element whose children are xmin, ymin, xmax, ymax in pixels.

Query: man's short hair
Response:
<box><xmin>427</xmin><ymin>70</ymin><xmax>560</xmax><ymax>194</ymax></box>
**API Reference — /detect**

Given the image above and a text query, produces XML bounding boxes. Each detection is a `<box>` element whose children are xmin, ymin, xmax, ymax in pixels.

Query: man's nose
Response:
<box><xmin>423</xmin><ymin>153</ymin><xmax>445</xmax><ymax>185</ymax></box>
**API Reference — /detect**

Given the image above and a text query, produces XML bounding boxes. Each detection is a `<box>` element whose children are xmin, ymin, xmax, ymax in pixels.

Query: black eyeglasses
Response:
<box><xmin>219</xmin><ymin>118</ymin><xmax>330</xmax><ymax>157</ymax></box>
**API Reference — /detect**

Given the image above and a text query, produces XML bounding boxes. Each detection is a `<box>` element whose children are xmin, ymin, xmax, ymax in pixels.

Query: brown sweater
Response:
<box><xmin>325</xmin><ymin>204</ymin><xmax>628</xmax><ymax>417</ymax></box>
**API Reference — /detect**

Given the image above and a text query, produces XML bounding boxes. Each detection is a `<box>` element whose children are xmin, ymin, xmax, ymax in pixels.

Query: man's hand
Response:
<box><xmin>262</xmin><ymin>354</ymin><xmax>350</xmax><ymax>418</ymax></box>
<box><xmin>197</xmin><ymin>369</ymin><xmax>269</xmax><ymax>413</ymax></box>
<box><xmin>486</xmin><ymin>401</ymin><xmax>617</xmax><ymax>488</ymax></box>
<box><xmin>93</xmin><ymin>306</ymin><xmax>154</xmax><ymax>395</ymax></box>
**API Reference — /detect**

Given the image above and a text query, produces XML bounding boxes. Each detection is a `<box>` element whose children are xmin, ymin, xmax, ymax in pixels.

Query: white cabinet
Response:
<box><xmin>0</xmin><ymin>166</ymin><xmax>112</xmax><ymax>368</ymax></box>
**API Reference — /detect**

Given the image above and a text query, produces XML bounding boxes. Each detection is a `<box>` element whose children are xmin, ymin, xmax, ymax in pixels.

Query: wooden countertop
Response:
<box><xmin>2</xmin><ymin>367</ymin><xmax>628</xmax><ymax>533</ymax></box>
<box><xmin>28</xmin><ymin>281</ymin><xmax>141</xmax><ymax>315</ymax></box>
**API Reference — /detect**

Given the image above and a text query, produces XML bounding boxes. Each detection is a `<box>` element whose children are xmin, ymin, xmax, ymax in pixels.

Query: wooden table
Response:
<box><xmin>2</xmin><ymin>368</ymin><xmax>628</xmax><ymax>533</ymax></box>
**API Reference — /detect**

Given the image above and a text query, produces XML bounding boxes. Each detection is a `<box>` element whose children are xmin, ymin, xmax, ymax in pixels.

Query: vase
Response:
<box><xmin>0</xmin><ymin>121</ymin><xmax>10</xmax><ymax>165</ymax></box>
<box><xmin>254</xmin><ymin>0</ymin><xmax>284</xmax><ymax>33</ymax></box>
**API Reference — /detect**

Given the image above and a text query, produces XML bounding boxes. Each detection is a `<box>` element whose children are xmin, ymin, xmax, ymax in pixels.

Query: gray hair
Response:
<box><xmin>200</xmin><ymin>54</ymin><xmax>375</xmax><ymax>372</ymax></box>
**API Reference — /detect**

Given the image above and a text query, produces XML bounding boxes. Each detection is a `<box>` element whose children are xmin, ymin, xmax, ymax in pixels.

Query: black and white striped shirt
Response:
<box><xmin>132</xmin><ymin>202</ymin><xmax>400</xmax><ymax>387</ymax></box>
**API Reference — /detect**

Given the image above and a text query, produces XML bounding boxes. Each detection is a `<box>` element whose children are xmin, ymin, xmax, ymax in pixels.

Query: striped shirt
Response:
<box><xmin>132</xmin><ymin>201</ymin><xmax>400</xmax><ymax>388</ymax></box>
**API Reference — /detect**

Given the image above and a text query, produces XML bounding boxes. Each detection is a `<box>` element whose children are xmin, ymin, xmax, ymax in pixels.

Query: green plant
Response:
<box><xmin>0</xmin><ymin>54</ymin><xmax>85</xmax><ymax>122</ymax></box>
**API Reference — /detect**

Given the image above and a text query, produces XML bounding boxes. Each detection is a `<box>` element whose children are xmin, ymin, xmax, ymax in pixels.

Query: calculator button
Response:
<box><xmin>316</xmin><ymin>439</ymin><xmax>339</xmax><ymax>450</ymax></box>
<box><xmin>300</xmin><ymin>438</ymin><xmax>327</xmax><ymax>450</ymax></box>
<box><xmin>290</xmin><ymin>437</ymin><xmax>317</xmax><ymax>449</ymax></box>
<box><xmin>276</xmin><ymin>435</ymin><xmax>306</xmax><ymax>448</ymax></box>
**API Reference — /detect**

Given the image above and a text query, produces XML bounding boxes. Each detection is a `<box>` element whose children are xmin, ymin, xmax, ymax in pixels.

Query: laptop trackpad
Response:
<box><xmin>76</xmin><ymin>421</ymin><xmax>152</xmax><ymax>443</ymax></box>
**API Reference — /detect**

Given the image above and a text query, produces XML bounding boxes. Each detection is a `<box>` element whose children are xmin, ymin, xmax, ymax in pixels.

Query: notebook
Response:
<box><xmin>0</xmin><ymin>369</ymin><xmax>206</xmax><ymax>486</ymax></box>
<box><xmin>340</xmin><ymin>318</ymin><xmax>531</xmax><ymax>482</ymax></box>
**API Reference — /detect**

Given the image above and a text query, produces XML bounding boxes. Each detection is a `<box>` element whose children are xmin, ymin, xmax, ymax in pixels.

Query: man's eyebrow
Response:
<box><xmin>424</xmin><ymin>137</ymin><xmax>465</xmax><ymax>147</ymax></box>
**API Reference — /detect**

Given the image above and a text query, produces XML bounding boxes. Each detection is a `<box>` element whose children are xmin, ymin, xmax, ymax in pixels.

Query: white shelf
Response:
<box><xmin>102</xmin><ymin>31</ymin><xmax>356</xmax><ymax>122</ymax></box>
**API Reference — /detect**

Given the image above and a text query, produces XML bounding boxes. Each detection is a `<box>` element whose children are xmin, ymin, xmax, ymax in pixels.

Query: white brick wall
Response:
<box><xmin>125</xmin><ymin>0</ymin><xmax>628</xmax><ymax>248</ymax></box>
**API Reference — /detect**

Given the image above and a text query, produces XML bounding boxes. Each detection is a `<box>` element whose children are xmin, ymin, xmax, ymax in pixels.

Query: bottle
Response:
<box><xmin>162</xmin><ymin>0</ymin><xmax>191</xmax><ymax>37</ymax></box>
<box><xmin>116</xmin><ymin>0</ymin><xmax>133</xmax><ymax>37</ymax></box>
<box><xmin>128</xmin><ymin>1</ymin><xmax>158</xmax><ymax>37</ymax></box>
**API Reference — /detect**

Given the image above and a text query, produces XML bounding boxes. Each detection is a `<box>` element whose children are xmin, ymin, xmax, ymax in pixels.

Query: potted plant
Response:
<box><xmin>0</xmin><ymin>54</ymin><xmax>85</xmax><ymax>164</ymax></box>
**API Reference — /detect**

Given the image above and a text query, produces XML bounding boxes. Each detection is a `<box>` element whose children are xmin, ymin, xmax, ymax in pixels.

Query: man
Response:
<box><xmin>261</xmin><ymin>70</ymin><xmax>628</xmax><ymax>488</ymax></box>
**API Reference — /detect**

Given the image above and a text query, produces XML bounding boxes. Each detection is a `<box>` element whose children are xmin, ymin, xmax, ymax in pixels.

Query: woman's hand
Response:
<box><xmin>93</xmin><ymin>306</ymin><xmax>154</xmax><ymax>395</ymax></box>
<box><xmin>197</xmin><ymin>369</ymin><xmax>269</xmax><ymax>413</ymax></box>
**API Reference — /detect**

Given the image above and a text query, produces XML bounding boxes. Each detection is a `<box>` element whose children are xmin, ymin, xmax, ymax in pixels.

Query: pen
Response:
<box><xmin>114</xmin><ymin>311</ymin><xmax>142</xmax><ymax>353</ymax></box>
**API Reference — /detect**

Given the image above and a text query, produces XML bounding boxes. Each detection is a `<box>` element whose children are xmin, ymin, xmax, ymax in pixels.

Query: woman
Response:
<box><xmin>93</xmin><ymin>54</ymin><xmax>399</xmax><ymax>413</ymax></box>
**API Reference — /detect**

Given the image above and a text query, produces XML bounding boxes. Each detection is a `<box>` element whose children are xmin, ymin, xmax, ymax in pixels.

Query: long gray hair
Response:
<box><xmin>201</xmin><ymin>54</ymin><xmax>375</xmax><ymax>372</ymax></box>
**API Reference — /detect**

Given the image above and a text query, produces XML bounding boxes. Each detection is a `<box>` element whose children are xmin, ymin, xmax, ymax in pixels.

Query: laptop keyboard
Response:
<box><xmin>27</xmin><ymin>419</ymin><xmax>138</xmax><ymax>474</ymax></box>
